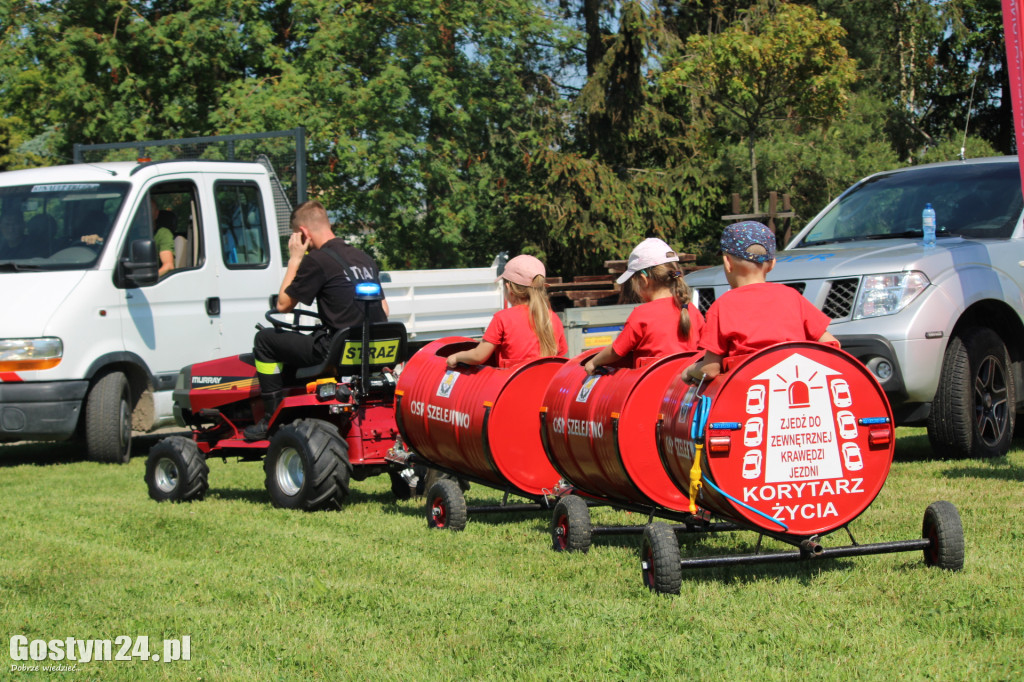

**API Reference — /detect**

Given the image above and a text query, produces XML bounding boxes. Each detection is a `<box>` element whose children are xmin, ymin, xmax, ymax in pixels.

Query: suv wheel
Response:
<box><xmin>928</xmin><ymin>328</ymin><xmax>1015</xmax><ymax>458</ymax></box>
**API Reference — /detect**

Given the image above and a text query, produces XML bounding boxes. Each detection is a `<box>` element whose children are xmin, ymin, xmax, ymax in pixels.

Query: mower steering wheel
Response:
<box><xmin>264</xmin><ymin>308</ymin><xmax>325</xmax><ymax>333</ymax></box>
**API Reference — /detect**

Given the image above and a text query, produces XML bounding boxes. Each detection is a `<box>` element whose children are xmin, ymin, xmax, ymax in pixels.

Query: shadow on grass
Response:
<box><xmin>207</xmin><ymin>488</ymin><xmax>273</xmax><ymax>505</ymax></box>
<box><xmin>893</xmin><ymin>430</ymin><xmax>938</xmax><ymax>462</ymax></box>
<box><xmin>941</xmin><ymin>457</ymin><xmax>1024</xmax><ymax>483</ymax></box>
<box><xmin>0</xmin><ymin>430</ymin><xmax>191</xmax><ymax>469</ymax></box>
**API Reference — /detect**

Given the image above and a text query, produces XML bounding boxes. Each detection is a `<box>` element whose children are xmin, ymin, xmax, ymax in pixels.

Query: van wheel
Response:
<box><xmin>145</xmin><ymin>437</ymin><xmax>209</xmax><ymax>502</ymax></box>
<box><xmin>85</xmin><ymin>371</ymin><xmax>132</xmax><ymax>463</ymax></box>
<box><xmin>264</xmin><ymin>419</ymin><xmax>350</xmax><ymax>511</ymax></box>
<box><xmin>928</xmin><ymin>328</ymin><xmax>1015</xmax><ymax>458</ymax></box>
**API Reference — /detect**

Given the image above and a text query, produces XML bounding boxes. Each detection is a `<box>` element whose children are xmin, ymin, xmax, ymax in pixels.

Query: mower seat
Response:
<box><xmin>295</xmin><ymin>322</ymin><xmax>408</xmax><ymax>382</ymax></box>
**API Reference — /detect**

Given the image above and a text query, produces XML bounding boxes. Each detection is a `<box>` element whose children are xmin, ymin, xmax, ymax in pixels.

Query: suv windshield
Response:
<box><xmin>797</xmin><ymin>163</ymin><xmax>1024</xmax><ymax>246</ymax></box>
<box><xmin>0</xmin><ymin>182</ymin><xmax>130</xmax><ymax>270</ymax></box>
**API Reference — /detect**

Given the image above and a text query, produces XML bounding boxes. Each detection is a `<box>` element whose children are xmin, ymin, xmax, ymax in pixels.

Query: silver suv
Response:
<box><xmin>686</xmin><ymin>156</ymin><xmax>1024</xmax><ymax>458</ymax></box>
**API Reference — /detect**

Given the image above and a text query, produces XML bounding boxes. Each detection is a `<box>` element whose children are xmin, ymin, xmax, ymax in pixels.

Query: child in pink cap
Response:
<box><xmin>447</xmin><ymin>254</ymin><xmax>567</xmax><ymax>369</ymax></box>
<box><xmin>585</xmin><ymin>237</ymin><xmax>704</xmax><ymax>374</ymax></box>
<box><xmin>684</xmin><ymin>221</ymin><xmax>839</xmax><ymax>383</ymax></box>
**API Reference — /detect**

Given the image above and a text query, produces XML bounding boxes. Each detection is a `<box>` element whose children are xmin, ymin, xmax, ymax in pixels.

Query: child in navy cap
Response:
<box><xmin>683</xmin><ymin>221</ymin><xmax>838</xmax><ymax>382</ymax></box>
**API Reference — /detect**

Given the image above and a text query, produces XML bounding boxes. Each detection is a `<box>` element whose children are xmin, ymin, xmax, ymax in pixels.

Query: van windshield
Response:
<box><xmin>0</xmin><ymin>182</ymin><xmax>130</xmax><ymax>270</ymax></box>
<box><xmin>797</xmin><ymin>163</ymin><xmax>1024</xmax><ymax>247</ymax></box>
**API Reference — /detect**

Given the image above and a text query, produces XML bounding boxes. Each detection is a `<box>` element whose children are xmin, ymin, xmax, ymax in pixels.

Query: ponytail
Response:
<box><xmin>506</xmin><ymin>277</ymin><xmax>558</xmax><ymax>356</ymax></box>
<box><xmin>649</xmin><ymin>263</ymin><xmax>693</xmax><ymax>340</ymax></box>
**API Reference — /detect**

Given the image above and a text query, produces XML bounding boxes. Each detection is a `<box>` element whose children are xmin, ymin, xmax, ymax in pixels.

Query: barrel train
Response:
<box><xmin>146</xmin><ymin>309</ymin><xmax>964</xmax><ymax>594</ymax></box>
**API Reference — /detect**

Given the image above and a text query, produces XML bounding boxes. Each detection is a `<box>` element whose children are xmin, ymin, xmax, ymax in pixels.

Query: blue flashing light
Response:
<box><xmin>709</xmin><ymin>422</ymin><xmax>741</xmax><ymax>430</ymax></box>
<box><xmin>355</xmin><ymin>282</ymin><xmax>382</xmax><ymax>296</ymax></box>
<box><xmin>858</xmin><ymin>417</ymin><xmax>891</xmax><ymax>425</ymax></box>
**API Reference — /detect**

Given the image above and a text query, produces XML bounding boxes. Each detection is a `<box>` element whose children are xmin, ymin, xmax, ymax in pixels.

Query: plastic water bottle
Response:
<box><xmin>922</xmin><ymin>203</ymin><xmax>936</xmax><ymax>247</ymax></box>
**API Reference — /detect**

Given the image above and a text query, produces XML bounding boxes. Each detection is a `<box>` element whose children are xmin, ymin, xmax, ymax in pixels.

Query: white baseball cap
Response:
<box><xmin>615</xmin><ymin>238</ymin><xmax>679</xmax><ymax>284</ymax></box>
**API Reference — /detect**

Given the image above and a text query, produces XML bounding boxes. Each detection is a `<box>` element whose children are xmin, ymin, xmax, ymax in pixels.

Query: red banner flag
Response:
<box><xmin>1004</xmin><ymin>0</ymin><xmax>1024</xmax><ymax>196</ymax></box>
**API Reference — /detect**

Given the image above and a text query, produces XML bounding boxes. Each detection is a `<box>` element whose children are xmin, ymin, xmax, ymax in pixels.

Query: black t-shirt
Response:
<box><xmin>285</xmin><ymin>238</ymin><xmax>387</xmax><ymax>331</ymax></box>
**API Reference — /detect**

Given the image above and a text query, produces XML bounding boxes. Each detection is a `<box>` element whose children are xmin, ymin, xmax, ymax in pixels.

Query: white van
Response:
<box><xmin>0</xmin><ymin>160</ymin><xmax>507</xmax><ymax>463</ymax></box>
<box><xmin>0</xmin><ymin>161</ymin><xmax>289</xmax><ymax>462</ymax></box>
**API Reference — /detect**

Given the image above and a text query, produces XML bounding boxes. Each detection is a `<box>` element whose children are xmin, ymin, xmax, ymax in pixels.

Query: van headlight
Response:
<box><xmin>0</xmin><ymin>337</ymin><xmax>63</xmax><ymax>371</ymax></box>
<box><xmin>853</xmin><ymin>272</ymin><xmax>929</xmax><ymax>319</ymax></box>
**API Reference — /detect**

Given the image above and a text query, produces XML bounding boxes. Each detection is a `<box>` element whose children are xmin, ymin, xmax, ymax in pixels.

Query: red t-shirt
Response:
<box><xmin>699</xmin><ymin>282</ymin><xmax>833</xmax><ymax>369</ymax></box>
<box><xmin>611</xmin><ymin>297</ymin><xmax>705</xmax><ymax>365</ymax></box>
<box><xmin>482</xmin><ymin>304</ymin><xmax>568</xmax><ymax>368</ymax></box>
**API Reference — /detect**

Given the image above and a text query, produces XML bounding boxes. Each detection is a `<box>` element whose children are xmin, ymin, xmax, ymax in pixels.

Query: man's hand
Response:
<box><xmin>287</xmin><ymin>231</ymin><xmax>309</xmax><ymax>261</ymax></box>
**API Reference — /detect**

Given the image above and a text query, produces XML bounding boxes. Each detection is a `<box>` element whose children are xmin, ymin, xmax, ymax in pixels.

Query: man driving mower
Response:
<box><xmin>245</xmin><ymin>200</ymin><xmax>388</xmax><ymax>441</ymax></box>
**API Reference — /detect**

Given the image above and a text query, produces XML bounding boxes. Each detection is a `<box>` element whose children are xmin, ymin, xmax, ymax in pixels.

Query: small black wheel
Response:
<box><xmin>264</xmin><ymin>419</ymin><xmax>350</xmax><ymax>511</ymax></box>
<box><xmin>641</xmin><ymin>522</ymin><xmax>682</xmax><ymax>595</ymax></box>
<box><xmin>928</xmin><ymin>328</ymin><xmax>1015</xmax><ymax>458</ymax></box>
<box><xmin>550</xmin><ymin>495</ymin><xmax>592</xmax><ymax>553</ymax></box>
<box><xmin>85</xmin><ymin>371</ymin><xmax>133</xmax><ymax>463</ymax></box>
<box><xmin>145</xmin><ymin>436</ymin><xmax>209</xmax><ymax>502</ymax></box>
<box><xmin>426</xmin><ymin>479</ymin><xmax>467</xmax><ymax>531</ymax></box>
<box><xmin>922</xmin><ymin>501</ymin><xmax>965</xmax><ymax>571</ymax></box>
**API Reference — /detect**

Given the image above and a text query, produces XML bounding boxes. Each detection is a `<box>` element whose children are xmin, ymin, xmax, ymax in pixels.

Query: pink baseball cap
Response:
<box><xmin>500</xmin><ymin>254</ymin><xmax>546</xmax><ymax>286</ymax></box>
<box><xmin>615</xmin><ymin>238</ymin><xmax>679</xmax><ymax>284</ymax></box>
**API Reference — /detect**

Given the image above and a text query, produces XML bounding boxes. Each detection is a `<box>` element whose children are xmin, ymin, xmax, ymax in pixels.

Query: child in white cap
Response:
<box><xmin>447</xmin><ymin>254</ymin><xmax>567</xmax><ymax>369</ymax></box>
<box><xmin>684</xmin><ymin>221</ymin><xmax>839</xmax><ymax>383</ymax></box>
<box><xmin>585</xmin><ymin>237</ymin><xmax>704</xmax><ymax>374</ymax></box>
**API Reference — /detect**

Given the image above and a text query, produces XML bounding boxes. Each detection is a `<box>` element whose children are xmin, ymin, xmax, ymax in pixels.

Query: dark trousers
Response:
<box><xmin>252</xmin><ymin>327</ymin><xmax>331</xmax><ymax>395</ymax></box>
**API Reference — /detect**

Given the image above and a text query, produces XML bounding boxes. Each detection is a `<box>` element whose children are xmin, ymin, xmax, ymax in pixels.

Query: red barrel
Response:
<box><xmin>395</xmin><ymin>337</ymin><xmax>565</xmax><ymax>495</ymax></box>
<box><xmin>540</xmin><ymin>350</ymin><xmax>701</xmax><ymax>509</ymax></box>
<box><xmin>658</xmin><ymin>342</ymin><xmax>895</xmax><ymax>536</ymax></box>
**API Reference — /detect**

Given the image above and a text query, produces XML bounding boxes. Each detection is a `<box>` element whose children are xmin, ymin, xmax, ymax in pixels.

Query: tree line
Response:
<box><xmin>0</xmin><ymin>0</ymin><xmax>1010</xmax><ymax>274</ymax></box>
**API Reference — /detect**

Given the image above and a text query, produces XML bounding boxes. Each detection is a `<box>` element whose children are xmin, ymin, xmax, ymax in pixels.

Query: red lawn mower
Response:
<box><xmin>144</xmin><ymin>283</ymin><xmax>419</xmax><ymax>510</ymax></box>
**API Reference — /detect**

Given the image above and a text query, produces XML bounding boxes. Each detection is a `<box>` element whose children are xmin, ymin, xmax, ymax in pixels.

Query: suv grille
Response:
<box><xmin>783</xmin><ymin>282</ymin><xmax>806</xmax><ymax>295</ymax></box>
<box><xmin>695</xmin><ymin>288</ymin><xmax>716</xmax><ymax>315</ymax></box>
<box><xmin>822</xmin><ymin>278</ymin><xmax>859</xmax><ymax>319</ymax></box>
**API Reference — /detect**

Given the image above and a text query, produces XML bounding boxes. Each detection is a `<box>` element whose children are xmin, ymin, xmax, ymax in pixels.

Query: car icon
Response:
<box><xmin>743</xmin><ymin>418</ymin><xmax>763</xmax><ymax>447</ymax></box>
<box><xmin>842</xmin><ymin>442</ymin><xmax>863</xmax><ymax>471</ymax></box>
<box><xmin>836</xmin><ymin>410</ymin><xmax>858</xmax><ymax>439</ymax></box>
<box><xmin>742</xmin><ymin>450</ymin><xmax>762</xmax><ymax>479</ymax></box>
<box><xmin>830</xmin><ymin>379</ymin><xmax>852</xmax><ymax>408</ymax></box>
<box><xmin>745</xmin><ymin>385</ymin><xmax>766</xmax><ymax>414</ymax></box>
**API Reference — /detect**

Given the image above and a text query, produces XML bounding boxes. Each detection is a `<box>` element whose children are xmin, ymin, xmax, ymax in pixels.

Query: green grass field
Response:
<box><xmin>2</xmin><ymin>428</ymin><xmax>1022</xmax><ymax>681</ymax></box>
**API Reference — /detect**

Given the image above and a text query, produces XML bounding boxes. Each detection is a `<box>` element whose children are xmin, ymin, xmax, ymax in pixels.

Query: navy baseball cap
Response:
<box><xmin>720</xmin><ymin>221</ymin><xmax>776</xmax><ymax>263</ymax></box>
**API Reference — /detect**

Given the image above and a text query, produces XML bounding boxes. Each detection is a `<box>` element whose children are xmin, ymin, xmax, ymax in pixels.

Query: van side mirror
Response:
<box><xmin>118</xmin><ymin>238</ymin><xmax>159</xmax><ymax>288</ymax></box>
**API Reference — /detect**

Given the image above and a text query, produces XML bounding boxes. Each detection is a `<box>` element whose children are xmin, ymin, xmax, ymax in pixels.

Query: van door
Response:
<box><xmin>209</xmin><ymin>179</ymin><xmax>278</xmax><ymax>357</ymax></box>
<box><xmin>118</xmin><ymin>180</ymin><xmax>220</xmax><ymax>378</ymax></box>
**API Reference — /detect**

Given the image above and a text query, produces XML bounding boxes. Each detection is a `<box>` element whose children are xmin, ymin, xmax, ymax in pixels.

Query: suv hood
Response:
<box><xmin>0</xmin><ymin>271</ymin><xmax>87</xmax><ymax>337</ymax></box>
<box><xmin>686</xmin><ymin>237</ymin><xmax>998</xmax><ymax>286</ymax></box>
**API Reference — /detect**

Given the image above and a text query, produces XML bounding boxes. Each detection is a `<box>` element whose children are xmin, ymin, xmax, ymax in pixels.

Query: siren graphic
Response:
<box><xmin>754</xmin><ymin>353</ymin><xmax>844</xmax><ymax>484</ymax></box>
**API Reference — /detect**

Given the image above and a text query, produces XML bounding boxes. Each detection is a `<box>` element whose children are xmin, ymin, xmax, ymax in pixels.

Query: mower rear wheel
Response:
<box><xmin>922</xmin><ymin>501</ymin><xmax>965</xmax><ymax>571</ymax></box>
<box><xmin>641</xmin><ymin>523</ymin><xmax>681</xmax><ymax>595</ymax></box>
<box><xmin>264</xmin><ymin>419</ymin><xmax>350</xmax><ymax>511</ymax></box>
<box><xmin>145</xmin><ymin>436</ymin><xmax>209</xmax><ymax>502</ymax></box>
<box><xmin>426</xmin><ymin>479</ymin><xmax>467</xmax><ymax>531</ymax></box>
<box><xmin>550</xmin><ymin>495</ymin><xmax>592</xmax><ymax>553</ymax></box>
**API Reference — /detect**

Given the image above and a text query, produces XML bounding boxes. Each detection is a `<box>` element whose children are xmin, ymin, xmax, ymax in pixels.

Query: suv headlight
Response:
<box><xmin>853</xmin><ymin>271</ymin><xmax>929</xmax><ymax>319</ymax></box>
<box><xmin>0</xmin><ymin>337</ymin><xmax>63</xmax><ymax>371</ymax></box>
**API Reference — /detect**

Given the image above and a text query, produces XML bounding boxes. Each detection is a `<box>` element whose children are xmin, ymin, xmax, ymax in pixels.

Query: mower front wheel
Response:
<box><xmin>264</xmin><ymin>419</ymin><xmax>350</xmax><ymax>511</ymax></box>
<box><xmin>145</xmin><ymin>436</ymin><xmax>209</xmax><ymax>502</ymax></box>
